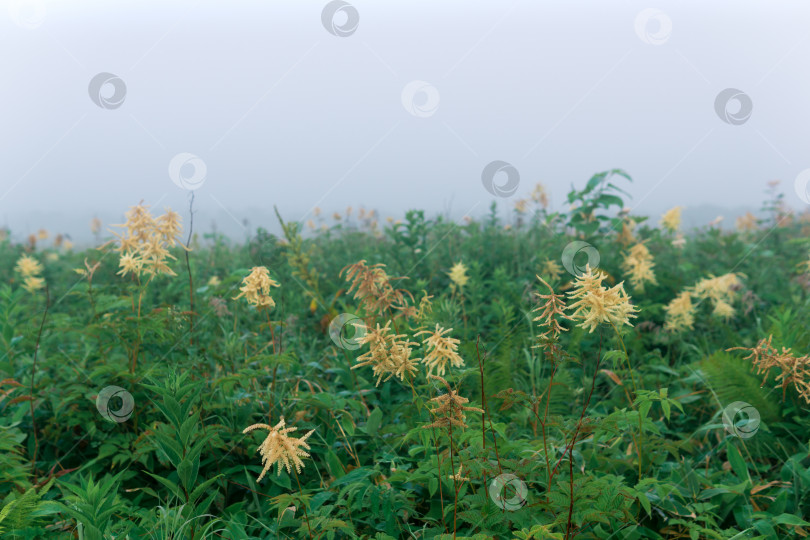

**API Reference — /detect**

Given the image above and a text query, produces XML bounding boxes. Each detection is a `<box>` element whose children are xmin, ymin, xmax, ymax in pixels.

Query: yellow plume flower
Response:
<box><xmin>621</xmin><ymin>243</ymin><xmax>657</xmax><ymax>292</ymax></box>
<box><xmin>415</xmin><ymin>324</ymin><xmax>465</xmax><ymax>377</ymax></box>
<box><xmin>22</xmin><ymin>276</ymin><xmax>45</xmax><ymax>293</ymax></box>
<box><xmin>660</xmin><ymin>206</ymin><xmax>683</xmax><ymax>233</ymax></box>
<box><xmin>447</xmin><ymin>262</ymin><xmax>469</xmax><ymax>289</ymax></box>
<box><xmin>234</xmin><ymin>266</ymin><xmax>280</xmax><ymax>310</ymax></box>
<box><xmin>353</xmin><ymin>321</ymin><xmax>419</xmax><ymax>386</ymax></box>
<box><xmin>15</xmin><ymin>255</ymin><xmax>43</xmax><ymax>278</ymax></box>
<box><xmin>566</xmin><ymin>265</ymin><xmax>638</xmax><ymax>333</ymax></box>
<box><xmin>110</xmin><ymin>203</ymin><xmax>183</xmax><ymax>278</ymax></box>
<box><xmin>692</xmin><ymin>273</ymin><xmax>742</xmax><ymax>319</ymax></box>
<box><xmin>242</xmin><ymin>417</ymin><xmax>315</xmax><ymax>481</ymax></box>
<box><xmin>663</xmin><ymin>291</ymin><xmax>695</xmax><ymax>332</ymax></box>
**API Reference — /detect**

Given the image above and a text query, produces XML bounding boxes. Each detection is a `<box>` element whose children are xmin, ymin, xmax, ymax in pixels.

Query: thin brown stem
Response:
<box><xmin>549</xmin><ymin>332</ymin><xmax>603</xmax><ymax>484</ymax></box>
<box><xmin>447</xmin><ymin>427</ymin><xmax>458</xmax><ymax>540</ymax></box>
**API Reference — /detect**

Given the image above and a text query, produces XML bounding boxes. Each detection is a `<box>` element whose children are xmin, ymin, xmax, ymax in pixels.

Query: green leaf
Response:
<box><xmin>726</xmin><ymin>443</ymin><xmax>749</xmax><ymax>481</ymax></box>
<box><xmin>770</xmin><ymin>513</ymin><xmax>810</xmax><ymax>526</ymax></box>
<box><xmin>326</xmin><ymin>450</ymin><xmax>346</xmax><ymax>479</ymax></box>
<box><xmin>330</xmin><ymin>467</ymin><xmax>376</xmax><ymax>487</ymax></box>
<box><xmin>145</xmin><ymin>472</ymin><xmax>186</xmax><ymax>501</ymax></box>
<box><xmin>366</xmin><ymin>407</ymin><xmax>383</xmax><ymax>435</ymax></box>
<box><xmin>188</xmin><ymin>474</ymin><xmax>224</xmax><ymax>503</ymax></box>
<box><xmin>429</xmin><ymin>477</ymin><xmax>438</xmax><ymax>497</ymax></box>
<box><xmin>661</xmin><ymin>399</ymin><xmax>671</xmax><ymax>421</ymax></box>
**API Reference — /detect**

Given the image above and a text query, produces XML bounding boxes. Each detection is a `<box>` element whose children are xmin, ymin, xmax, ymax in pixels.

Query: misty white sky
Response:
<box><xmin>1</xmin><ymin>0</ymin><xmax>809</xmax><ymax>243</ymax></box>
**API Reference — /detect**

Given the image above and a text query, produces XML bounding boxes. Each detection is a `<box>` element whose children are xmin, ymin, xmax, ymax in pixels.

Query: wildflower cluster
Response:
<box><xmin>736</xmin><ymin>212</ymin><xmax>758</xmax><ymax>232</ymax></box>
<box><xmin>235</xmin><ymin>266</ymin><xmax>280</xmax><ymax>310</ymax></box>
<box><xmin>422</xmin><ymin>375</ymin><xmax>483</xmax><ymax>430</ymax></box>
<box><xmin>353</xmin><ymin>320</ymin><xmax>420</xmax><ymax>386</ymax></box>
<box><xmin>621</xmin><ymin>243</ymin><xmax>657</xmax><ymax>292</ymax></box>
<box><xmin>663</xmin><ymin>272</ymin><xmax>743</xmax><ymax>331</ymax></box>
<box><xmin>616</xmin><ymin>215</ymin><xmax>636</xmax><ymax>247</ymax></box>
<box><xmin>539</xmin><ymin>259</ymin><xmax>563</xmax><ymax>283</ymax></box>
<box><xmin>341</xmin><ymin>260</ymin><xmax>411</xmax><ymax>316</ymax></box>
<box><xmin>242</xmin><ymin>417</ymin><xmax>315</xmax><ymax>481</ymax></box>
<box><xmin>111</xmin><ymin>203</ymin><xmax>184</xmax><ymax>278</ymax></box>
<box><xmin>566</xmin><ymin>265</ymin><xmax>638</xmax><ymax>333</ymax></box>
<box><xmin>663</xmin><ymin>291</ymin><xmax>695</xmax><ymax>332</ymax></box>
<box><xmin>416</xmin><ymin>324</ymin><xmax>465</xmax><ymax>377</ymax></box>
<box><xmin>14</xmin><ymin>254</ymin><xmax>45</xmax><ymax>292</ymax></box>
<box><xmin>659</xmin><ymin>206</ymin><xmax>683</xmax><ymax>232</ymax></box>
<box><xmin>447</xmin><ymin>262</ymin><xmax>469</xmax><ymax>290</ymax></box>
<box><xmin>728</xmin><ymin>335</ymin><xmax>810</xmax><ymax>403</ymax></box>
<box><xmin>532</xmin><ymin>275</ymin><xmax>568</xmax><ymax>346</ymax></box>
<box><xmin>692</xmin><ymin>273</ymin><xmax>742</xmax><ymax>319</ymax></box>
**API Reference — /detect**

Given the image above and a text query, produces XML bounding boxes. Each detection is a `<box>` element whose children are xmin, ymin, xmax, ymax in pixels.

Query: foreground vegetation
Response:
<box><xmin>1</xmin><ymin>172</ymin><xmax>809</xmax><ymax>539</ymax></box>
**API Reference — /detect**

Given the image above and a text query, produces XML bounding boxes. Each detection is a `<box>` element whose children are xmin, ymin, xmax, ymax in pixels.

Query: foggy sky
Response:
<box><xmin>2</xmin><ymin>0</ymin><xmax>809</xmax><ymax>243</ymax></box>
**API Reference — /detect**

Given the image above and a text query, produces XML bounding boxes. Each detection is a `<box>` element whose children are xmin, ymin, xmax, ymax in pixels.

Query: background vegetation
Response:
<box><xmin>1</xmin><ymin>172</ymin><xmax>809</xmax><ymax>539</ymax></box>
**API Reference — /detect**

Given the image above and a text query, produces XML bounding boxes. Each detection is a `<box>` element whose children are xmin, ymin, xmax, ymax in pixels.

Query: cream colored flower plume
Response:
<box><xmin>621</xmin><ymin>243</ymin><xmax>657</xmax><ymax>292</ymax></box>
<box><xmin>691</xmin><ymin>273</ymin><xmax>741</xmax><ymax>319</ymax></box>
<box><xmin>447</xmin><ymin>262</ymin><xmax>469</xmax><ymax>289</ymax></box>
<box><xmin>566</xmin><ymin>265</ymin><xmax>638</xmax><ymax>333</ymax></box>
<box><xmin>415</xmin><ymin>324</ymin><xmax>465</xmax><ymax>377</ymax></box>
<box><xmin>353</xmin><ymin>320</ymin><xmax>419</xmax><ymax>386</ymax></box>
<box><xmin>243</xmin><ymin>417</ymin><xmax>315</xmax><ymax>481</ymax></box>
<box><xmin>234</xmin><ymin>266</ymin><xmax>280</xmax><ymax>310</ymax></box>
<box><xmin>110</xmin><ymin>203</ymin><xmax>184</xmax><ymax>278</ymax></box>
<box><xmin>663</xmin><ymin>291</ymin><xmax>695</xmax><ymax>332</ymax></box>
<box><xmin>660</xmin><ymin>206</ymin><xmax>683</xmax><ymax>233</ymax></box>
<box><xmin>15</xmin><ymin>254</ymin><xmax>43</xmax><ymax>278</ymax></box>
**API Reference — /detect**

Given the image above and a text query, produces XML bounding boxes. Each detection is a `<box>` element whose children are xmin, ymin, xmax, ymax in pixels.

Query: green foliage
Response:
<box><xmin>1</xmin><ymin>174</ymin><xmax>809</xmax><ymax>538</ymax></box>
